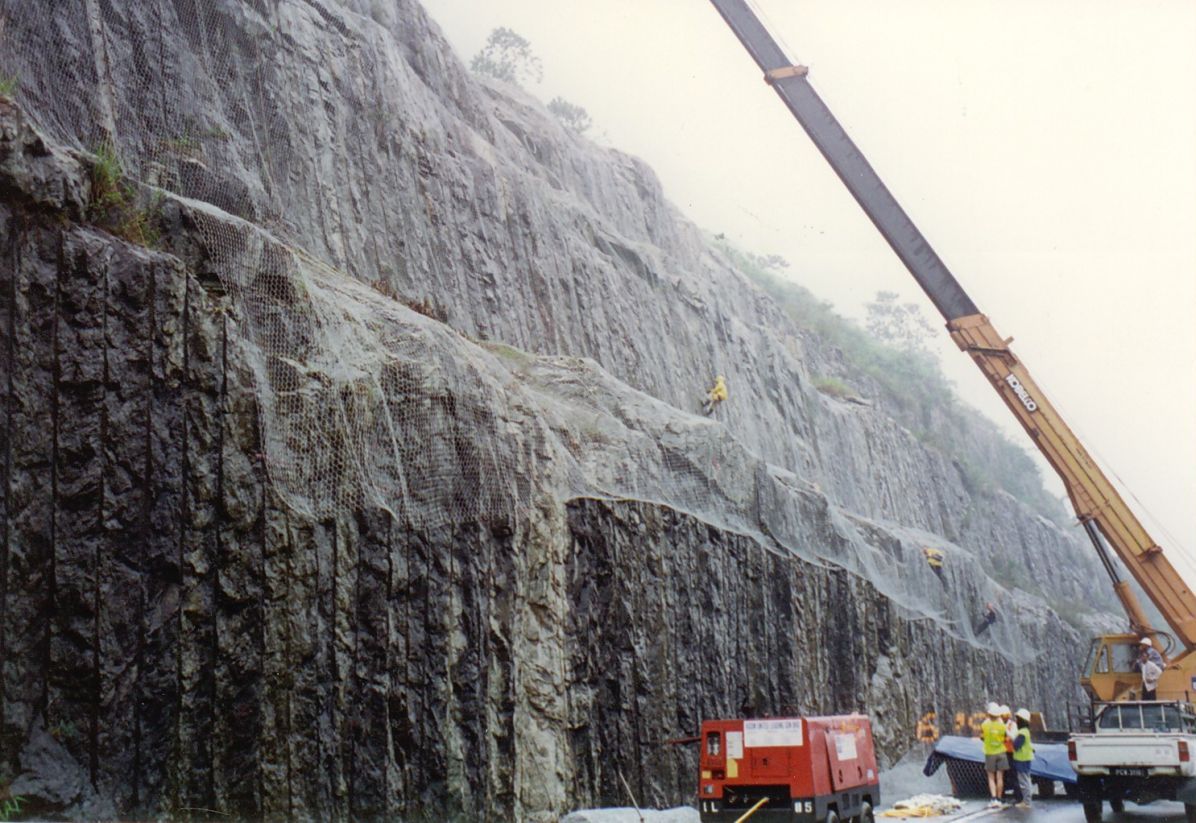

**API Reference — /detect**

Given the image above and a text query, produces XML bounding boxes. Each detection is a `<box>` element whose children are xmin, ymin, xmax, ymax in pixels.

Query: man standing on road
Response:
<box><xmin>981</xmin><ymin>702</ymin><xmax>1009</xmax><ymax>807</ymax></box>
<box><xmin>1011</xmin><ymin>709</ymin><xmax>1035</xmax><ymax>809</ymax></box>
<box><xmin>1000</xmin><ymin>706</ymin><xmax>1020</xmax><ymax>802</ymax></box>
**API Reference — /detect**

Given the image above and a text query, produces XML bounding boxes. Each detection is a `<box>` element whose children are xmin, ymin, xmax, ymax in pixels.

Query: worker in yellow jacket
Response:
<box><xmin>922</xmin><ymin>547</ymin><xmax>946</xmax><ymax>586</ymax></box>
<box><xmin>703</xmin><ymin>375</ymin><xmax>728</xmax><ymax>415</ymax></box>
<box><xmin>980</xmin><ymin>702</ymin><xmax>1009</xmax><ymax>807</ymax></box>
<box><xmin>1011</xmin><ymin>709</ymin><xmax>1035</xmax><ymax>809</ymax></box>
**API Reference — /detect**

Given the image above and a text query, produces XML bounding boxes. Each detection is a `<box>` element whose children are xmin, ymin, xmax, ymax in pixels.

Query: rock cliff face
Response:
<box><xmin>564</xmin><ymin>499</ymin><xmax>1082</xmax><ymax>810</ymax></box>
<box><xmin>0</xmin><ymin>1</ymin><xmax>1112</xmax><ymax>820</ymax></box>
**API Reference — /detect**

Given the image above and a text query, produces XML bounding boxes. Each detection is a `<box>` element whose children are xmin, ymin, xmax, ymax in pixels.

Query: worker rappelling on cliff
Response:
<box><xmin>923</xmin><ymin>547</ymin><xmax>946</xmax><ymax>587</ymax></box>
<box><xmin>702</xmin><ymin>375</ymin><xmax>728</xmax><ymax>416</ymax></box>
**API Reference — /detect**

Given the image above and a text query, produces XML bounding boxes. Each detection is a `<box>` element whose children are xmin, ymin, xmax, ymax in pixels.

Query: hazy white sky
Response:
<box><xmin>420</xmin><ymin>0</ymin><xmax>1196</xmax><ymax>586</ymax></box>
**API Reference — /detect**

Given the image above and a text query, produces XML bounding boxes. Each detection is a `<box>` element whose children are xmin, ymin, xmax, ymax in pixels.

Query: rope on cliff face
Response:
<box><xmin>0</xmin><ymin>0</ymin><xmax>1046</xmax><ymax>664</ymax></box>
<box><xmin>616</xmin><ymin>769</ymin><xmax>645</xmax><ymax>823</ymax></box>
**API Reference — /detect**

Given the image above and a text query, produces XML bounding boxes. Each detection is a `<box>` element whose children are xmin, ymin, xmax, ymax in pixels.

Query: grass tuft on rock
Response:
<box><xmin>813</xmin><ymin>376</ymin><xmax>853</xmax><ymax>399</ymax></box>
<box><xmin>88</xmin><ymin>141</ymin><xmax>161</xmax><ymax>248</ymax></box>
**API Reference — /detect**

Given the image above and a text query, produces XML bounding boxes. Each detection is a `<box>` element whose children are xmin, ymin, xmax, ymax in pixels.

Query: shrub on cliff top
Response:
<box><xmin>470</xmin><ymin>27</ymin><xmax>542</xmax><ymax>88</ymax></box>
<box><xmin>548</xmin><ymin>97</ymin><xmax>592</xmax><ymax>134</ymax></box>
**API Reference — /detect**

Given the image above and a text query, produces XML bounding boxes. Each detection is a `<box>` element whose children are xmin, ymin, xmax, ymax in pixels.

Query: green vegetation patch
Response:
<box><xmin>88</xmin><ymin>141</ymin><xmax>162</xmax><ymax>248</ymax></box>
<box><xmin>483</xmin><ymin>341</ymin><xmax>533</xmax><ymax>367</ymax></box>
<box><xmin>161</xmin><ymin>133</ymin><xmax>203</xmax><ymax>158</ymax></box>
<box><xmin>0</xmin><ymin>793</ymin><xmax>24</xmax><ymax>823</ymax></box>
<box><xmin>719</xmin><ymin>239</ymin><xmax>1063</xmax><ymax>522</ymax></box>
<box><xmin>813</xmin><ymin>376</ymin><xmax>853</xmax><ymax>399</ymax></box>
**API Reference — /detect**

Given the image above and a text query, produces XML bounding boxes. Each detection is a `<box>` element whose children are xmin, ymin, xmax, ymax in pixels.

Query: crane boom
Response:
<box><xmin>707</xmin><ymin>2</ymin><xmax>977</xmax><ymax>322</ymax></box>
<box><xmin>708</xmin><ymin>0</ymin><xmax>1196</xmax><ymax>659</ymax></box>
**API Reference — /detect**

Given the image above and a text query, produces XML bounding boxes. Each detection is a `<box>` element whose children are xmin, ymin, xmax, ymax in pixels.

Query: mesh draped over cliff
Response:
<box><xmin>0</xmin><ymin>0</ymin><xmax>1112</xmax><ymax>638</ymax></box>
<box><xmin>0</xmin><ymin>0</ymin><xmax>1110</xmax><ymax>819</ymax></box>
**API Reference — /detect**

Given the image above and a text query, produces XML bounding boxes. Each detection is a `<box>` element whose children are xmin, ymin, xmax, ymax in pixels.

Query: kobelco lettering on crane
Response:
<box><xmin>1003</xmin><ymin>374</ymin><xmax>1038</xmax><ymax>412</ymax></box>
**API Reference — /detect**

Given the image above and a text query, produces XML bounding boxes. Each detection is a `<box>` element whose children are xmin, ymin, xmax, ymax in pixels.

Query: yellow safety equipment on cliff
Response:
<box><xmin>710</xmin><ymin>375</ymin><xmax>727</xmax><ymax>402</ymax></box>
<box><xmin>923</xmin><ymin>547</ymin><xmax>946</xmax><ymax>587</ymax></box>
<box><xmin>703</xmin><ymin>375</ymin><xmax>728</xmax><ymax>415</ymax></box>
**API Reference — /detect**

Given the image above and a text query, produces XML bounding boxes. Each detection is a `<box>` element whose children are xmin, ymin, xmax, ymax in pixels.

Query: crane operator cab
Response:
<box><xmin>1082</xmin><ymin>633</ymin><xmax>1180</xmax><ymax>702</ymax></box>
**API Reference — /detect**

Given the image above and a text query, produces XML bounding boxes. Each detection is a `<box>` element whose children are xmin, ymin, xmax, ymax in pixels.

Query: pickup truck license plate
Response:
<box><xmin>1112</xmin><ymin>768</ymin><xmax>1148</xmax><ymax>777</ymax></box>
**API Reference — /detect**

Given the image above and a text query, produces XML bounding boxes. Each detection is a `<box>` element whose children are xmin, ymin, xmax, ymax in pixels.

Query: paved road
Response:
<box><xmin>928</xmin><ymin>798</ymin><xmax>1188</xmax><ymax>823</ymax></box>
<box><xmin>562</xmin><ymin>799</ymin><xmax>1191</xmax><ymax>822</ymax></box>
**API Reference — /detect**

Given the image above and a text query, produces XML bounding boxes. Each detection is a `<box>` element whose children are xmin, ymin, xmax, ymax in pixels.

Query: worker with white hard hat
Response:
<box><xmin>1011</xmin><ymin>709</ymin><xmax>1035</xmax><ymax>809</ymax></box>
<box><xmin>1000</xmin><ymin>706</ymin><xmax>1020</xmax><ymax>802</ymax></box>
<box><xmin>1140</xmin><ymin>637</ymin><xmax>1164</xmax><ymax>667</ymax></box>
<box><xmin>980</xmin><ymin>703</ymin><xmax>1008</xmax><ymax>807</ymax></box>
<box><xmin>1134</xmin><ymin>638</ymin><xmax>1165</xmax><ymax>699</ymax></box>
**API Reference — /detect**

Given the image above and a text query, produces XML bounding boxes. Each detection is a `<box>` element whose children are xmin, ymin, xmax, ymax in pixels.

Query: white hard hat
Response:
<box><xmin>1000</xmin><ymin>705</ymin><xmax>1011</xmax><ymax>716</ymax></box>
<box><xmin>1141</xmin><ymin>637</ymin><xmax>1153</xmax><ymax>647</ymax></box>
<box><xmin>1016</xmin><ymin>709</ymin><xmax>1032</xmax><ymax>722</ymax></box>
<box><xmin>987</xmin><ymin>702</ymin><xmax>1000</xmax><ymax>716</ymax></box>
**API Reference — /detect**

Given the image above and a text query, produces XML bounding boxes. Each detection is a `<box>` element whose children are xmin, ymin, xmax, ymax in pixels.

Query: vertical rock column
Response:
<box><xmin>563</xmin><ymin>498</ymin><xmax>1085</xmax><ymax>808</ymax></box>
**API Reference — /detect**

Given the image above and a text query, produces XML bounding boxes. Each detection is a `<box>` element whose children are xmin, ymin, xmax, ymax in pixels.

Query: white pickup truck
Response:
<box><xmin>1069</xmin><ymin>701</ymin><xmax>1196</xmax><ymax>823</ymax></box>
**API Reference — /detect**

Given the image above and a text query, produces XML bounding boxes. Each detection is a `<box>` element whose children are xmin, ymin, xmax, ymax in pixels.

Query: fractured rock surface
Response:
<box><xmin>0</xmin><ymin>0</ymin><xmax>1112</xmax><ymax>819</ymax></box>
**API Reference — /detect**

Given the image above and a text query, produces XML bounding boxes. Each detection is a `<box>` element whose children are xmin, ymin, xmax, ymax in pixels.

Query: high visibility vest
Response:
<box><xmin>1013</xmin><ymin>728</ymin><xmax>1034</xmax><ymax>762</ymax></box>
<box><xmin>980</xmin><ymin>719</ymin><xmax>1006</xmax><ymax>756</ymax></box>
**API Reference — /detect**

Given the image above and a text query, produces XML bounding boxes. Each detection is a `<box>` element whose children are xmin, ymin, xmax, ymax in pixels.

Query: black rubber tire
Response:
<box><xmin>1083</xmin><ymin>800</ymin><xmax>1103</xmax><ymax>823</ymax></box>
<box><xmin>1184</xmin><ymin>803</ymin><xmax>1196</xmax><ymax>823</ymax></box>
<box><xmin>1036</xmin><ymin>779</ymin><xmax>1056</xmax><ymax>799</ymax></box>
<box><xmin>858</xmin><ymin>802</ymin><xmax>874</xmax><ymax>823</ymax></box>
<box><xmin>826</xmin><ymin>809</ymin><xmax>840</xmax><ymax>823</ymax></box>
<box><xmin>1109</xmin><ymin>799</ymin><xmax>1125</xmax><ymax>813</ymax></box>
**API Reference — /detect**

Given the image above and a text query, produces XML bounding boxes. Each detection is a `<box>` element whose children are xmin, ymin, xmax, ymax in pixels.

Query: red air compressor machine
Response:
<box><xmin>697</xmin><ymin>714</ymin><xmax>880</xmax><ymax>822</ymax></box>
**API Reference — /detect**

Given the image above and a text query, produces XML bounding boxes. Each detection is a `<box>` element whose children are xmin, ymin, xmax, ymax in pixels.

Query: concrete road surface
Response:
<box><xmin>878</xmin><ymin>752</ymin><xmax>1188</xmax><ymax>823</ymax></box>
<box><xmin>920</xmin><ymin>798</ymin><xmax>1189</xmax><ymax>823</ymax></box>
<box><xmin>563</xmin><ymin>799</ymin><xmax>1191</xmax><ymax>822</ymax></box>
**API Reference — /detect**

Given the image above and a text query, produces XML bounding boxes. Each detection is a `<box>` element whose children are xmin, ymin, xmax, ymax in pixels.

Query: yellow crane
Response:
<box><xmin>708</xmin><ymin>0</ymin><xmax>1196</xmax><ymax>702</ymax></box>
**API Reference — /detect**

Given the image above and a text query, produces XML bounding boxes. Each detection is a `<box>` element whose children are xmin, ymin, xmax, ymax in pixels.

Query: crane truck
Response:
<box><xmin>706</xmin><ymin>2</ymin><xmax>1196</xmax><ymax>821</ymax></box>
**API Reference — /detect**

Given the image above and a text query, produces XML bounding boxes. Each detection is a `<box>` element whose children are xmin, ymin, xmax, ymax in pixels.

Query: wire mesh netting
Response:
<box><xmin>0</xmin><ymin>0</ymin><xmax>1049</xmax><ymax>662</ymax></box>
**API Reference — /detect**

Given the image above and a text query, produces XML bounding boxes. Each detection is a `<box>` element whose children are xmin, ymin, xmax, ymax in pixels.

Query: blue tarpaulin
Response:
<box><xmin>924</xmin><ymin>735</ymin><xmax>1076</xmax><ymax>785</ymax></box>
